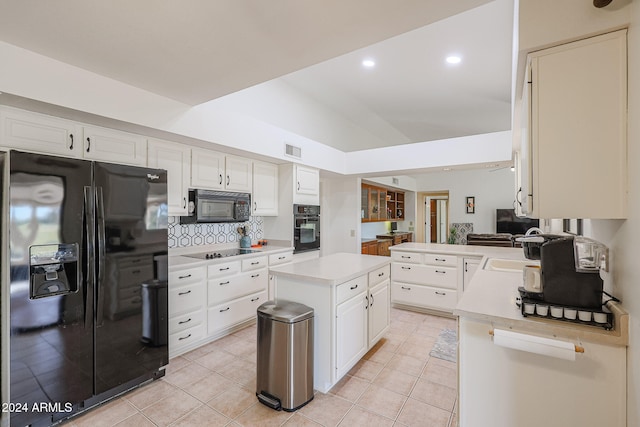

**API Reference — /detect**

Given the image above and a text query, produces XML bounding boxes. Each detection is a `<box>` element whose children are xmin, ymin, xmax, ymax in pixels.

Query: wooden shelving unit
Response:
<box><xmin>362</xmin><ymin>183</ymin><xmax>405</xmax><ymax>222</ymax></box>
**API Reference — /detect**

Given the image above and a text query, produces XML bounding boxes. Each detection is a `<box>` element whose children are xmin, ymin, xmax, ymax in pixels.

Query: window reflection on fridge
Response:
<box><xmin>293</xmin><ymin>204</ymin><xmax>320</xmax><ymax>253</ymax></box>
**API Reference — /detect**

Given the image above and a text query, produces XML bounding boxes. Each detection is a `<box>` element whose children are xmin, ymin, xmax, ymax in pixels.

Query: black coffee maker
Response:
<box><xmin>526</xmin><ymin>235</ymin><xmax>604</xmax><ymax>309</ymax></box>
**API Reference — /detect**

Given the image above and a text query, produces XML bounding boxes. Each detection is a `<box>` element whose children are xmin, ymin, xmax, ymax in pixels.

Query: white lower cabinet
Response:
<box><xmin>168</xmin><ymin>265</ymin><xmax>207</xmax><ymax>357</ymax></box>
<box><xmin>207</xmin><ymin>256</ymin><xmax>268</xmax><ymax>336</ymax></box>
<box><xmin>336</xmin><ymin>288</ymin><xmax>368</xmax><ymax>378</ymax></box>
<box><xmin>368</xmin><ymin>279</ymin><xmax>390</xmax><ymax>346</ymax></box>
<box><xmin>391</xmin><ymin>250</ymin><xmax>460</xmax><ymax>313</ymax></box>
<box><xmin>462</xmin><ymin>256</ymin><xmax>481</xmax><ymax>290</ymax></box>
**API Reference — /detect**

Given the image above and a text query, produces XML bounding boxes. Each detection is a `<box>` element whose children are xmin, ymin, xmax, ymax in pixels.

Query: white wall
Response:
<box><xmin>589</xmin><ymin>2</ymin><xmax>640</xmax><ymax>424</ymax></box>
<box><xmin>413</xmin><ymin>167</ymin><xmax>515</xmax><ymax>234</ymax></box>
<box><xmin>319</xmin><ymin>176</ymin><xmax>361</xmax><ymax>255</ymax></box>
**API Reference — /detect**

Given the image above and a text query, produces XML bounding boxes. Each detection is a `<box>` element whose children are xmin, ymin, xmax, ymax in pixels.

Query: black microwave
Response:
<box><xmin>180</xmin><ymin>189</ymin><xmax>251</xmax><ymax>223</ymax></box>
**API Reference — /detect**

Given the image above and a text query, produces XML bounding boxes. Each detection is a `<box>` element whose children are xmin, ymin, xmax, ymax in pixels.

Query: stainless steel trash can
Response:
<box><xmin>256</xmin><ymin>299</ymin><xmax>314</xmax><ymax>411</ymax></box>
<box><xmin>141</xmin><ymin>280</ymin><xmax>168</xmax><ymax>346</ymax></box>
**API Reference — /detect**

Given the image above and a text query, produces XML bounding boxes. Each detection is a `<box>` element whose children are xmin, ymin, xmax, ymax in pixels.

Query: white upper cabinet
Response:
<box><xmin>83</xmin><ymin>125</ymin><xmax>147</xmax><ymax>166</ymax></box>
<box><xmin>293</xmin><ymin>164</ymin><xmax>320</xmax><ymax>205</ymax></box>
<box><xmin>147</xmin><ymin>138</ymin><xmax>191</xmax><ymax>216</ymax></box>
<box><xmin>225</xmin><ymin>155</ymin><xmax>252</xmax><ymax>192</ymax></box>
<box><xmin>252</xmin><ymin>160</ymin><xmax>278</xmax><ymax>216</ymax></box>
<box><xmin>1</xmin><ymin>107</ymin><xmax>81</xmax><ymax>157</ymax></box>
<box><xmin>191</xmin><ymin>149</ymin><xmax>252</xmax><ymax>193</ymax></box>
<box><xmin>191</xmin><ymin>148</ymin><xmax>225</xmax><ymax>189</ymax></box>
<box><xmin>521</xmin><ymin>30</ymin><xmax>627</xmax><ymax>219</ymax></box>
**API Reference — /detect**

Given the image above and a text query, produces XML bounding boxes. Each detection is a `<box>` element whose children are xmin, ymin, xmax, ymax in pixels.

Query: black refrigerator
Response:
<box><xmin>3</xmin><ymin>150</ymin><xmax>169</xmax><ymax>426</ymax></box>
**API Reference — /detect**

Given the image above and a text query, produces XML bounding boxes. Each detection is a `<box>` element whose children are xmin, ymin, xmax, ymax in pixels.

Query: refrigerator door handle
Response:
<box><xmin>84</xmin><ymin>185</ymin><xmax>95</xmax><ymax>328</ymax></box>
<box><xmin>95</xmin><ymin>186</ymin><xmax>106</xmax><ymax>326</ymax></box>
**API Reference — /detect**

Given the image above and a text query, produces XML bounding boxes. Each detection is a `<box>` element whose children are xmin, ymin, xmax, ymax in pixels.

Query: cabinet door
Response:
<box><xmin>1</xmin><ymin>107</ymin><xmax>81</xmax><ymax>157</ymax></box>
<box><xmin>191</xmin><ymin>148</ymin><xmax>225</xmax><ymax>189</ymax></box>
<box><xmin>463</xmin><ymin>257</ymin><xmax>481</xmax><ymax>290</ymax></box>
<box><xmin>147</xmin><ymin>139</ymin><xmax>190</xmax><ymax>216</ymax></box>
<box><xmin>295</xmin><ymin>165</ymin><xmax>319</xmax><ymax>196</ymax></box>
<box><xmin>336</xmin><ymin>291</ymin><xmax>368</xmax><ymax>378</ymax></box>
<box><xmin>252</xmin><ymin>161</ymin><xmax>278</xmax><ymax>216</ymax></box>
<box><xmin>83</xmin><ymin>125</ymin><xmax>147</xmax><ymax>166</ymax></box>
<box><xmin>368</xmin><ymin>279</ymin><xmax>390</xmax><ymax>347</ymax></box>
<box><xmin>528</xmin><ymin>30</ymin><xmax>627</xmax><ymax>219</ymax></box>
<box><xmin>225</xmin><ymin>155</ymin><xmax>252</xmax><ymax>192</ymax></box>
<box><xmin>361</xmin><ymin>185</ymin><xmax>370</xmax><ymax>221</ymax></box>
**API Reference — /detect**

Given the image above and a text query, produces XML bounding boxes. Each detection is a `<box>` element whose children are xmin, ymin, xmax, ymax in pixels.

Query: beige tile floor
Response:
<box><xmin>65</xmin><ymin>308</ymin><xmax>458</xmax><ymax>427</ymax></box>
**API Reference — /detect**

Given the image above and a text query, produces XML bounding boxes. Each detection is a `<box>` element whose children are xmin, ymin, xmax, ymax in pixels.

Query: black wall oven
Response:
<box><xmin>293</xmin><ymin>204</ymin><xmax>320</xmax><ymax>253</ymax></box>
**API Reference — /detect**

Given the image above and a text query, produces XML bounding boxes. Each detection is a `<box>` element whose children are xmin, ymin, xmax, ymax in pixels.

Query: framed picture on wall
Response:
<box><xmin>466</xmin><ymin>196</ymin><xmax>475</xmax><ymax>214</ymax></box>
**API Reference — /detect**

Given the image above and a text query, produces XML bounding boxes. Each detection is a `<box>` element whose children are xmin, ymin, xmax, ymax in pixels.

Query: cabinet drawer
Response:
<box><xmin>208</xmin><ymin>269</ymin><xmax>267</xmax><ymax>305</ymax></box>
<box><xmin>169</xmin><ymin>309</ymin><xmax>205</xmax><ymax>334</ymax></box>
<box><xmin>169</xmin><ymin>282</ymin><xmax>205</xmax><ymax>316</ymax></box>
<box><xmin>392</xmin><ymin>263</ymin><xmax>457</xmax><ymax>289</ymax></box>
<box><xmin>424</xmin><ymin>254</ymin><xmax>457</xmax><ymax>267</ymax></box>
<box><xmin>336</xmin><ymin>275</ymin><xmax>367</xmax><ymax>305</ymax></box>
<box><xmin>242</xmin><ymin>256</ymin><xmax>268</xmax><ymax>272</ymax></box>
<box><xmin>391</xmin><ymin>251</ymin><xmax>422</xmax><ymax>264</ymax></box>
<box><xmin>207</xmin><ymin>260</ymin><xmax>241</xmax><ymax>278</ymax></box>
<box><xmin>120</xmin><ymin>264</ymin><xmax>154</xmax><ymax>286</ymax></box>
<box><xmin>269</xmin><ymin>251</ymin><xmax>294</xmax><ymax>266</ymax></box>
<box><xmin>208</xmin><ymin>291</ymin><xmax>266</xmax><ymax>334</ymax></box>
<box><xmin>170</xmin><ymin>323</ymin><xmax>206</xmax><ymax>352</ymax></box>
<box><xmin>368</xmin><ymin>265</ymin><xmax>391</xmax><ymax>287</ymax></box>
<box><xmin>391</xmin><ymin>282</ymin><xmax>458</xmax><ymax>311</ymax></box>
<box><xmin>118</xmin><ymin>255</ymin><xmax>153</xmax><ymax>269</ymax></box>
<box><xmin>169</xmin><ymin>266</ymin><xmax>206</xmax><ymax>285</ymax></box>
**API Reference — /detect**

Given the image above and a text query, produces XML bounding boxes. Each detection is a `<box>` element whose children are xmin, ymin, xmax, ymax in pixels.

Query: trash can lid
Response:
<box><xmin>257</xmin><ymin>299</ymin><xmax>314</xmax><ymax>323</ymax></box>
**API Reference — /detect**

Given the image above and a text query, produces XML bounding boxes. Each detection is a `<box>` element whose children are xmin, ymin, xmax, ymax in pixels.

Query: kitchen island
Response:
<box><xmin>269</xmin><ymin>252</ymin><xmax>391</xmax><ymax>392</ymax></box>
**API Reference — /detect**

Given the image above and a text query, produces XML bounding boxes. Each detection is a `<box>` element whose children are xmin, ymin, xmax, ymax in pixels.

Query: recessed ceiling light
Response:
<box><xmin>362</xmin><ymin>59</ymin><xmax>376</xmax><ymax>68</ymax></box>
<box><xmin>446</xmin><ymin>55</ymin><xmax>462</xmax><ymax>65</ymax></box>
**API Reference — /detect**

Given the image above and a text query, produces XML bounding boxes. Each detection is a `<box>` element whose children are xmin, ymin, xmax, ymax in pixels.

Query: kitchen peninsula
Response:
<box><xmin>269</xmin><ymin>252</ymin><xmax>391</xmax><ymax>393</ymax></box>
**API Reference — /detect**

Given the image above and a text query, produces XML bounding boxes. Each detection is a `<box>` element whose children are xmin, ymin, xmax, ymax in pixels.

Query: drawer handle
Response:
<box><xmin>178</xmin><ymin>274</ymin><xmax>192</xmax><ymax>279</ymax></box>
<box><xmin>178</xmin><ymin>333</ymin><xmax>192</xmax><ymax>341</ymax></box>
<box><xmin>435</xmin><ymin>291</ymin><xmax>447</xmax><ymax>296</ymax></box>
<box><xmin>350</xmin><ymin>284</ymin><xmax>358</xmax><ymax>290</ymax></box>
<box><xmin>178</xmin><ymin>318</ymin><xmax>192</xmax><ymax>325</ymax></box>
<box><xmin>401</xmin><ymin>286</ymin><xmax>412</xmax><ymax>290</ymax></box>
<box><xmin>278</xmin><ymin>256</ymin><xmax>286</xmax><ymax>260</ymax></box>
<box><xmin>401</xmin><ymin>266</ymin><xmax>411</xmax><ymax>270</ymax></box>
<box><xmin>86</xmin><ymin>137</ymin><xmax>91</xmax><ymax>152</ymax></box>
<box><xmin>69</xmin><ymin>134</ymin><xmax>74</xmax><ymax>150</ymax></box>
<box><xmin>220</xmin><ymin>307</ymin><xmax>230</xmax><ymax>312</ymax></box>
<box><xmin>435</xmin><ymin>258</ymin><xmax>446</xmax><ymax>262</ymax></box>
<box><xmin>401</xmin><ymin>255</ymin><xmax>412</xmax><ymax>259</ymax></box>
<box><xmin>220</xmin><ymin>267</ymin><xmax>230</xmax><ymax>271</ymax></box>
<box><xmin>378</xmin><ymin>272</ymin><xmax>385</xmax><ymax>277</ymax></box>
<box><xmin>251</xmin><ymin>297</ymin><xmax>260</xmax><ymax>302</ymax></box>
<box><xmin>219</xmin><ymin>281</ymin><xmax>230</xmax><ymax>286</ymax></box>
<box><xmin>251</xmin><ymin>274</ymin><xmax>260</xmax><ymax>278</ymax></box>
<box><xmin>435</xmin><ymin>270</ymin><xmax>446</xmax><ymax>274</ymax></box>
<box><xmin>131</xmin><ymin>298</ymin><xmax>142</xmax><ymax>304</ymax></box>
<box><xmin>132</xmin><ymin>269</ymin><xmax>141</xmax><ymax>274</ymax></box>
<box><xmin>251</xmin><ymin>261</ymin><xmax>260</xmax><ymax>265</ymax></box>
<box><xmin>178</xmin><ymin>290</ymin><xmax>192</xmax><ymax>296</ymax></box>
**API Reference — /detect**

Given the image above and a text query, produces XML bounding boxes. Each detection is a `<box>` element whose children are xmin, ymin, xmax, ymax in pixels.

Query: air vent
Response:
<box><xmin>392</xmin><ymin>177</ymin><xmax>399</xmax><ymax>185</ymax></box>
<box><xmin>285</xmin><ymin>143</ymin><xmax>302</xmax><ymax>159</ymax></box>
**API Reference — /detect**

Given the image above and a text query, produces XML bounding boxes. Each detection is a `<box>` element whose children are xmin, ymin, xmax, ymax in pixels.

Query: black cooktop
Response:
<box><xmin>185</xmin><ymin>248</ymin><xmax>259</xmax><ymax>260</ymax></box>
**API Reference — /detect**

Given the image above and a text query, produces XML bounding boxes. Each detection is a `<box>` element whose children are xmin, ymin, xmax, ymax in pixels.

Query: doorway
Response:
<box><xmin>417</xmin><ymin>191</ymin><xmax>449</xmax><ymax>243</ymax></box>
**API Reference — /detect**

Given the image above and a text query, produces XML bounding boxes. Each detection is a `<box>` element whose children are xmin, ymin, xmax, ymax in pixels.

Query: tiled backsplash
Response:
<box><xmin>168</xmin><ymin>216</ymin><xmax>264</xmax><ymax>248</ymax></box>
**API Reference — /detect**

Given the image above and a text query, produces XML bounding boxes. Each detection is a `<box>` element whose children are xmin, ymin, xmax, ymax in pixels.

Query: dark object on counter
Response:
<box><xmin>466</xmin><ymin>233</ymin><xmax>514</xmax><ymax>247</ymax></box>
<box><xmin>519</xmin><ymin>234</ymin><xmax>563</xmax><ymax>260</ymax></box>
<box><xmin>256</xmin><ymin>300</ymin><xmax>314</xmax><ymax>411</ymax></box>
<box><xmin>541</xmin><ymin>237</ymin><xmax>604</xmax><ymax>309</ymax></box>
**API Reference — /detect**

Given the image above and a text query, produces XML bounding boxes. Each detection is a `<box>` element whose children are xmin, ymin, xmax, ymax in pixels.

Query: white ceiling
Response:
<box><xmin>0</xmin><ymin>0</ymin><xmax>513</xmax><ymax>153</ymax></box>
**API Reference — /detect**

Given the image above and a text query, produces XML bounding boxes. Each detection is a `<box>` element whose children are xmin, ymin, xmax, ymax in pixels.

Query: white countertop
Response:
<box><xmin>168</xmin><ymin>244</ymin><xmax>294</xmax><ymax>271</ymax></box>
<box><xmin>393</xmin><ymin>242</ymin><xmax>628</xmax><ymax>346</ymax></box>
<box><xmin>269</xmin><ymin>252</ymin><xmax>391</xmax><ymax>286</ymax></box>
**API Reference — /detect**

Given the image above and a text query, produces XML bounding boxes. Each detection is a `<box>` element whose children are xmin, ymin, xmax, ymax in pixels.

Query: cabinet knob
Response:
<box><xmin>219</xmin><ymin>174</ymin><xmax>223</xmax><ymax>185</ymax></box>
